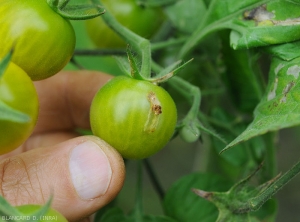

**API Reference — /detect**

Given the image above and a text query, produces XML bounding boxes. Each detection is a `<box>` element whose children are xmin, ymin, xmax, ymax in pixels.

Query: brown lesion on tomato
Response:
<box><xmin>144</xmin><ymin>92</ymin><xmax>162</xmax><ymax>133</ymax></box>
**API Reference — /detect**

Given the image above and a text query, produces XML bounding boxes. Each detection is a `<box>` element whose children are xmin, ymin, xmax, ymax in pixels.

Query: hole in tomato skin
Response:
<box><xmin>144</xmin><ymin>91</ymin><xmax>162</xmax><ymax>133</ymax></box>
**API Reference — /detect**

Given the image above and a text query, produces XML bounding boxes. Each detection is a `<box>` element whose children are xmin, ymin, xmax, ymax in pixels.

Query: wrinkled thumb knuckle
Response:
<box><xmin>0</xmin><ymin>156</ymin><xmax>41</xmax><ymax>205</ymax></box>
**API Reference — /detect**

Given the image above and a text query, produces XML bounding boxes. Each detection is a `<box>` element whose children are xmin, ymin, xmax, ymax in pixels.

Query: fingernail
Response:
<box><xmin>69</xmin><ymin>140</ymin><xmax>112</xmax><ymax>200</ymax></box>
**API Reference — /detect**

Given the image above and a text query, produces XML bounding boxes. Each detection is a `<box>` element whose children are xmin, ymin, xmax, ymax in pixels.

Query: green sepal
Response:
<box><xmin>0</xmin><ymin>195</ymin><xmax>23</xmax><ymax>221</ymax></box>
<box><xmin>127</xmin><ymin>47</ymin><xmax>144</xmax><ymax>80</ymax></box>
<box><xmin>114</xmin><ymin>56</ymin><xmax>132</xmax><ymax>78</ymax></box>
<box><xmin>0</xmin><ymin>50</ymin><xmax>13</xmax><ymax>79</ymax></box>
<box><xmin>25</xmin><ymin>197</ymin><xmax>53</xmax><ymax>222</ymax></box>
<box><xmin>47</xmin><ymin>0</ymin><xmax>105</xmax><ymax>20</ymax></box>
<box><xmin>0</xmin><ymin>100</ymin><xmax>31</xmax><ymax>123</ymax></box>
<box><xmin>150</xmin><ymin>59</ymin><xmax>194</xmax><ymax>84</ymax></box>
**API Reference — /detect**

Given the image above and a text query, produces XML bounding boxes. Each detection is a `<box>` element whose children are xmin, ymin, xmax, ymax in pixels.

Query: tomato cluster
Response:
<box><xmin>0</xmin><ymin>0</ymin><xmax>76</xmax><ymax>155</ymax></box>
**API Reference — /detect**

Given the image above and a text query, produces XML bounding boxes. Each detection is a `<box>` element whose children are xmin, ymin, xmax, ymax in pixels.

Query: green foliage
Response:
<box><xmin>163</xmin><ymin>173</ymin><xmax>232</xmax><ymax>222</ymax></box>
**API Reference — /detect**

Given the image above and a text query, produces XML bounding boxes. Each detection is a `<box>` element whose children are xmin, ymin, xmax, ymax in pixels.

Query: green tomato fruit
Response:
<box><xmin>16</xmin><ymin>205</ymin><xmax>67</xmax><ymax>222</ymax></box>
<box><xmin>179</xmin><ymin>125</ymin><xmax>200</xmax><ymax>143</ymax></box>
<box><xmin>0</xmin><ymin>62</ymin><xmax>39</xmax><ymax>154</ymax></box>
<box><xmin>90</xmin><ymin>76</ymin><xmax>177</xmax><ymax>159</ymax></box>
<box><xmin>0</xmin><ymin>0</ymin><xmax>75</xmax><ymax>80</ymax></box>
<box><xmin>85</xmin><ymin>0</ymin><xmax>164</xmax><ymax>48</ymax></box>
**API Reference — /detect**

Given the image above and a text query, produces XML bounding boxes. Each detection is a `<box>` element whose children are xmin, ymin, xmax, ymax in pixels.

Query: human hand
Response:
<box><xmin>0</xmin><ymin>70</ymin><xmax>125</xmax><ymax>221</ymax></box>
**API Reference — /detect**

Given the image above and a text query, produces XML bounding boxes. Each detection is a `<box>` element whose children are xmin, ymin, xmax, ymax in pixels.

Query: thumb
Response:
<box><xmin>0</xmin><ymin>136</ymin><xmax>125</xmax><ymax>221</ymax></box>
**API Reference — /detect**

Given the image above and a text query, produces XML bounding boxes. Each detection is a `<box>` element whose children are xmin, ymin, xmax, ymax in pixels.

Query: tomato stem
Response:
<box><xmin>133</xmin><ymin>160</ymin><xmax>144</xmax><ymax>221</ymax></box>
<box><xmin>143</xmin><ymin>159</ymin><xmax>165</xmax><ymax>201</ymax></box>
<box><xmin>236</xmin><ymin>159</ymin><xmax>300</xmax><ymax>212</ymax></box>
<box><xmin>91</xmin><ymin>0</ymin><xmax>152</xmax><ymax>79</ymax></box>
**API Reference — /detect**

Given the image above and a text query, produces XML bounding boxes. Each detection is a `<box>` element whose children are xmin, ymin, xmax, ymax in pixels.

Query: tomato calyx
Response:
<box><xmin>0</xmin><ymin>195</ymin><xmax>54</xmax><ymax>219</ymax></box>
<box><xmin>47</xmin><ymin>0</ymin><xmax>105</xmax><ymax>20</ymax></box>
<box><xmin>117</xmin><ymin>46</ymin><xmax>194</xmax><ymax>85</ymax></box>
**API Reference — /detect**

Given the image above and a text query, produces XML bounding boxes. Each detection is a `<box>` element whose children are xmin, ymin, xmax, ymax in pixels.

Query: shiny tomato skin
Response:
<box><xmin>16</xmin><ymin>205</ymin><xmax>67</xmax><ymax>222</ymax></box>
<box><xmin>0</xmin><ymin>0</ymin><xmax>75</xmax><ymax>80</ymax></box>
<box><xmin>90</xmin><ymin>76</ymin><xmax>177</xmax><ymax>159</ymax></box>
<box><xmin>0</xmin><ymin>62</ymin><xmax>39</xmax><ymax>154</ymax></box>
<box><xmin>85</xmin><ymin>0</ymin><xmax>164</xmax><ymax>48</ymax></box>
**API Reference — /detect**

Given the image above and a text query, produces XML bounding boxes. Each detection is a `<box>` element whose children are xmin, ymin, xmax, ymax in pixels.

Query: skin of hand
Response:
<box><xmin>0</xmin><ymin>70</ymin><xmax>125</xmax><ymax>221</ymax></box>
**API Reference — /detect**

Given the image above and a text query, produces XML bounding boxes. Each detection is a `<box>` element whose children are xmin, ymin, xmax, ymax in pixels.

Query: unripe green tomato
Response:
<box><xmin>0</xmin><ymin>0</ymin><xmax>75</xmax><ymax>80</ymax></box>
<box><xmin>90</xmin><ymin>76</ymin><xmax>177</xmax><ymax>159</ymax></box>
<box><xmin>0</xmin><ymin>62</ymin><xmax>39</xmax><ymax>154</ymax></box>
<box><xmin>85</xmin><ymin>0</ymin><xmax>164</xmax><ymax>48</ymax></box>
<box><xmin>179</xmin><ymin>125</ymin><xmax>200</xmax><ymax>143</ymax></box>
<box><xmin>16</xmin><ymin>205</ymin><xmax>67</xmax><ymax>222</ymax></box>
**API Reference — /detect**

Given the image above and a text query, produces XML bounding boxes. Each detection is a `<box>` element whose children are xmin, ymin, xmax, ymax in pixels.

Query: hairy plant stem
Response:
<box><xmin>237</xmin><ymin>158</ymin><xmax>300</xmax><ymax>213</ymax></box>
<box><xmin>91</xmin><ymin>0</ymin><xmax>152</xmax><ymax>78</ymax></box>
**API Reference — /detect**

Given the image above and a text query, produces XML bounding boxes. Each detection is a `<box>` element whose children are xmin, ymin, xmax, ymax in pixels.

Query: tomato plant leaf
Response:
<box><xmin>264</xmin><ymin>41</ymin><xmax>300</xmax><ymax>61</ymax></box>
<box><xmin>163</xmin><ymin>173</ymin><xmax>232</xmax><ymax>222</ymax></box>
<box><xmin>0</xmin><ymin>100</ymin><xmax>30</xmax><ymax>123</ymax></box>
<box><xmin>165</xmin><ymin>0</ymin><xmax>207</xmax><ymax>34</ymax></box>
<box><xmin>222</xmin><ymin>56</ymin><xmax>300</xmax><ymax>151</ymax></box>
<box><xmin>230</xmin><ymin>1</ymin><xmax>300</xmax><ymax>49</ymax></box>
<box><xmin>98</xmin><ymin>207</ymin><xmax>177</xmax><ymax>222</ymax></box>
<box><xmin>220</xmin><ymin>31</ymin><xmax>263</xmax><ymax>112</ymax></box>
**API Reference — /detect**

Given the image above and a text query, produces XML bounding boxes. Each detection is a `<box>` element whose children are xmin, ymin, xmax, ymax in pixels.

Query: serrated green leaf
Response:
<box><xmin>230</xmin><ymin>0</ymin><xmax>300</xmax><ymax>49</ymax></box>
<box><xmin>204</xmin><ymin>0</ymin><xmax>263</xmax><ymax>25</ymax></box>
<box><xmin>263</xmin><ymin>41</ymin><xmax>300</xmax><ymax>61</ymax></box>
<box><xmin>0</xmin><ymin>100</ymin><xmax>30</xmax><ymax>123</ymax></box>
<box><xmin>222</xmin><ymin>56</ymin><xmax>300</xmax><ymax>151</ymax></box>
<box><xmin>163</xmin><ymin>173</ymin><xmax>232</xmax><ymax>222</ymax></box>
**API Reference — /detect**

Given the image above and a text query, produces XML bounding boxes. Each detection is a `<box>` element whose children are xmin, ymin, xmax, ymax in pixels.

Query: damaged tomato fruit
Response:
<box><xmin>90</xmin><ymin>76</ymin><xmax>177</xmax><ymax>159</ymax></box>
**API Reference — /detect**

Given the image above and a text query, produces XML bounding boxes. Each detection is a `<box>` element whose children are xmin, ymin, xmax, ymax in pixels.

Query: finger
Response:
<box><xmin>33</xmin><ymin>70</ymin><xmax>113</xmax><ymax>134</ymax></box>
<box><xmin>0</xmin><ymin>131</ymin><xmax>79</xmax><ymax>160</ymax></box>
<box><xmin>0</xmin><ymin>135</ymin><xmax>125</xmax><ymax>221</ymax></box>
